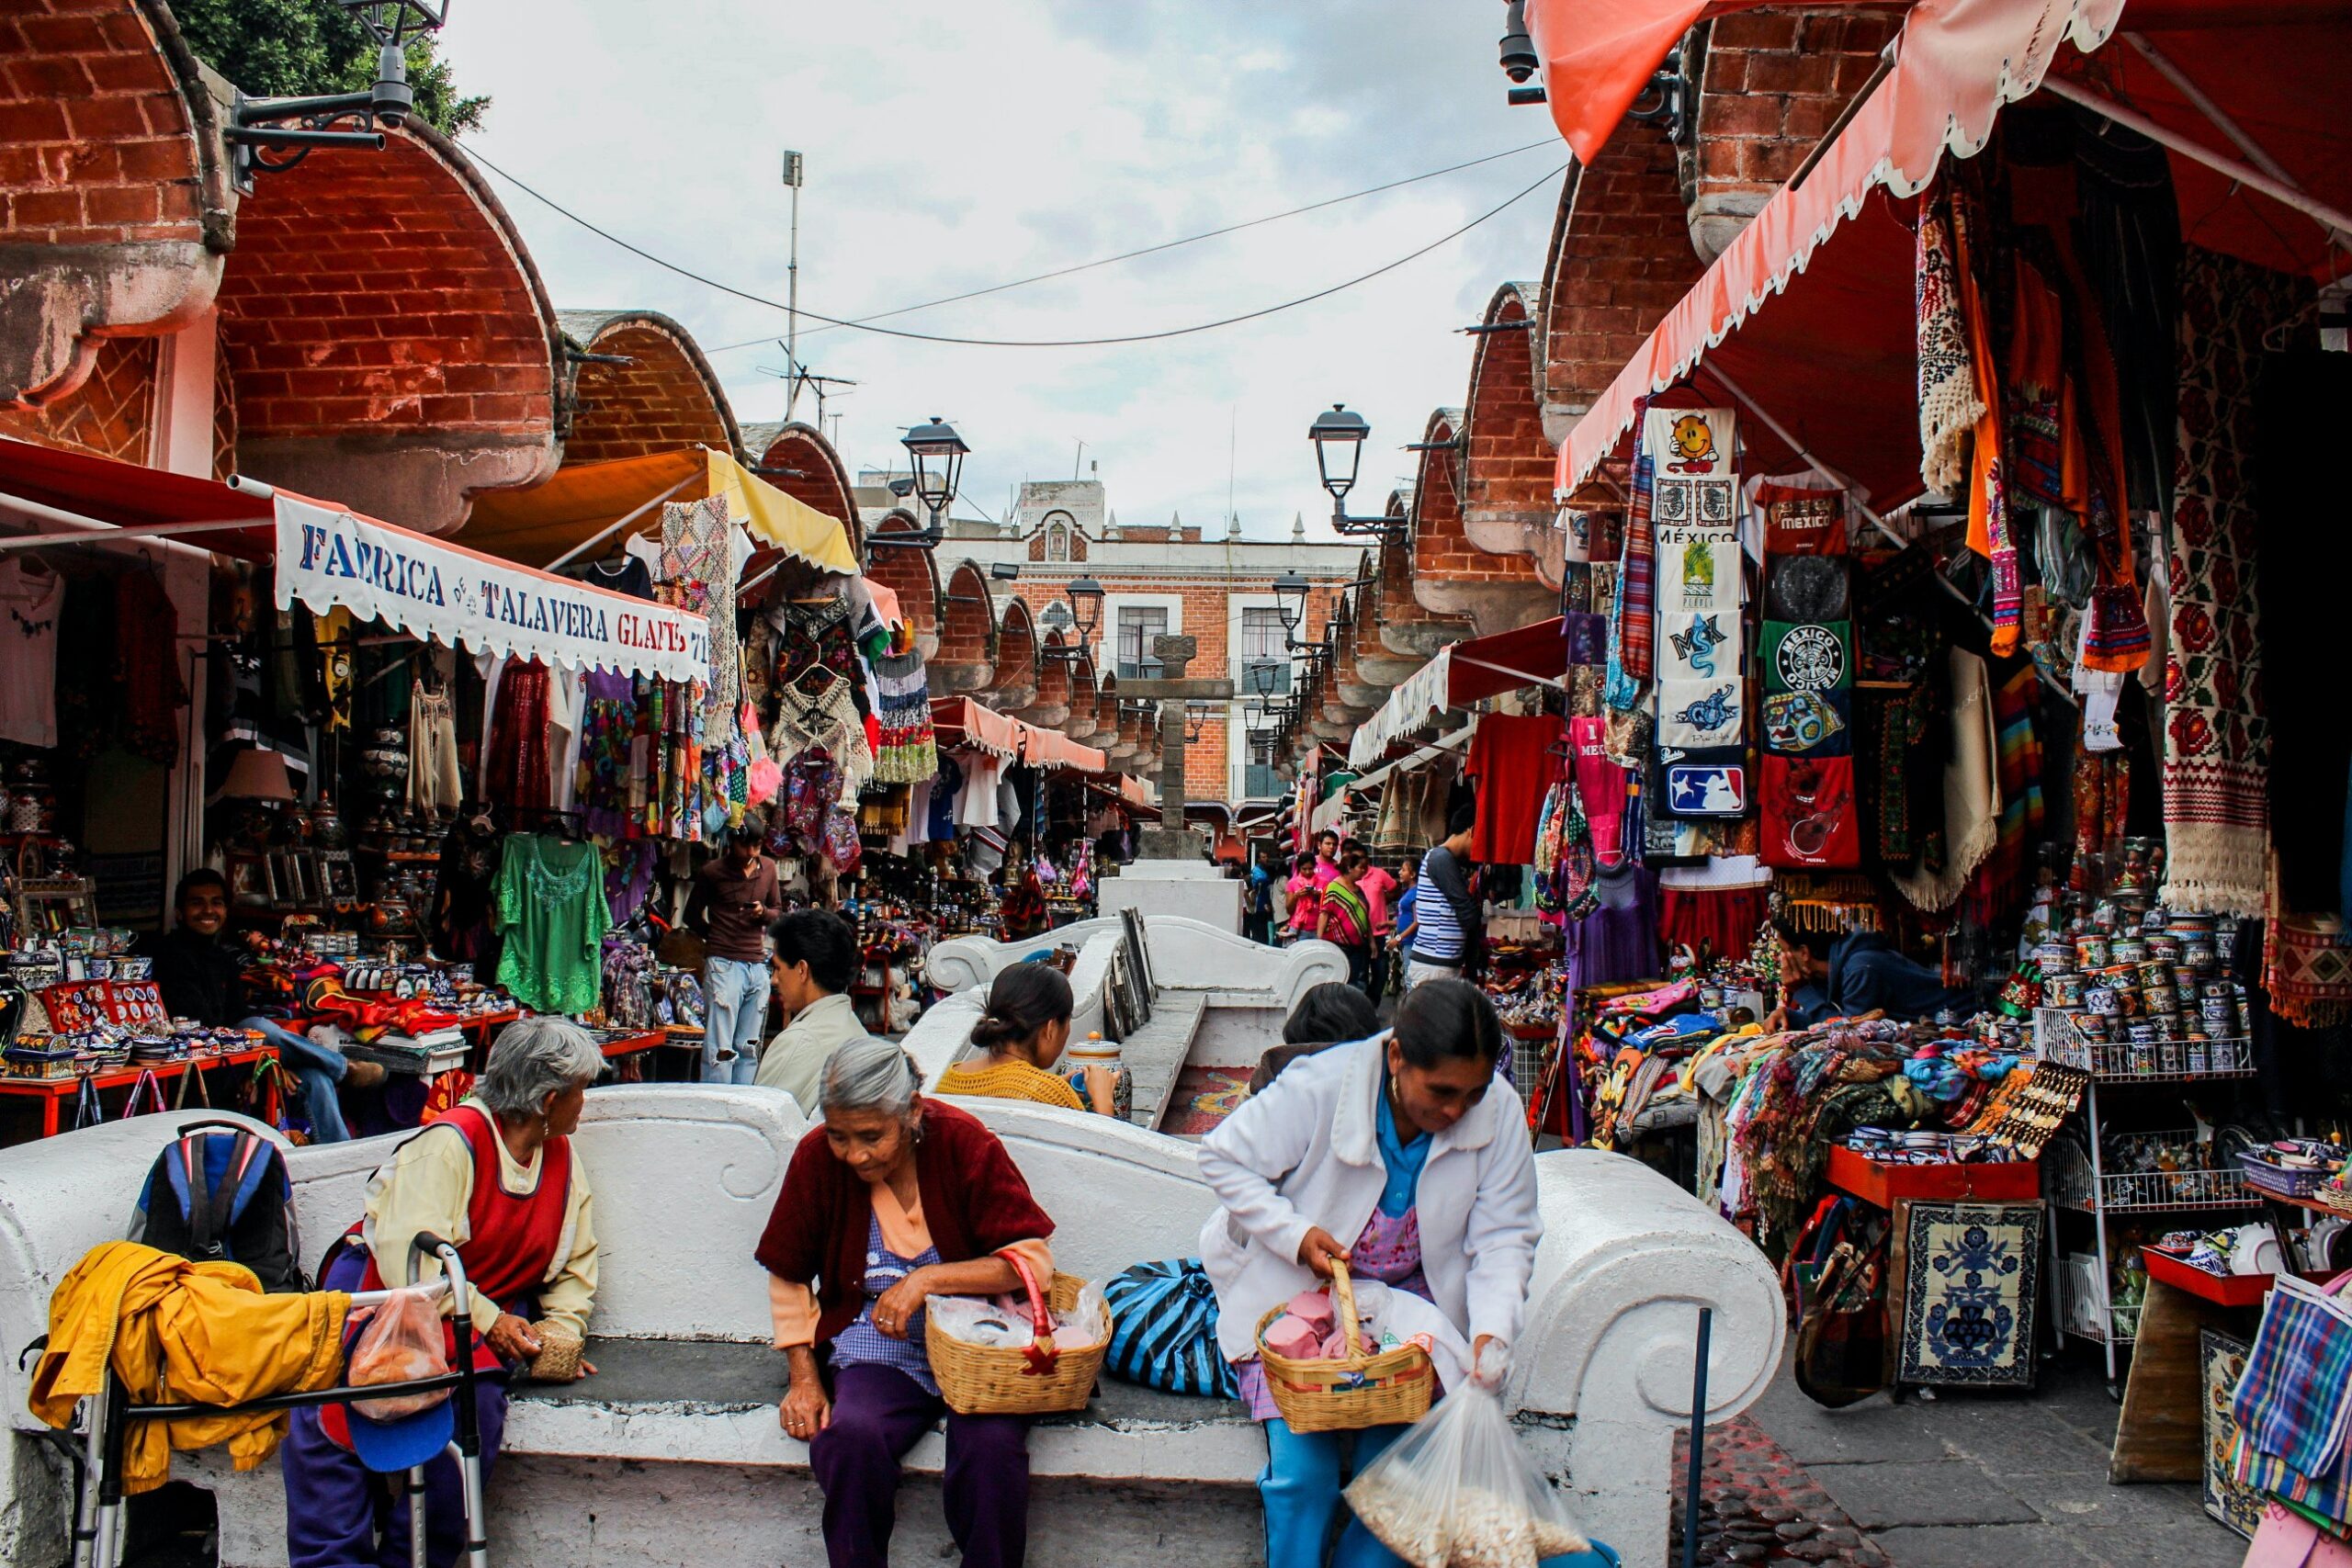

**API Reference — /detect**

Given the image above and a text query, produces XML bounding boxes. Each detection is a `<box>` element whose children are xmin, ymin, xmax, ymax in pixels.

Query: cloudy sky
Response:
<box><xmin>450</xmin><ymin>2</ymin><xmax>1566</xmax><ymax>538</ymax></box>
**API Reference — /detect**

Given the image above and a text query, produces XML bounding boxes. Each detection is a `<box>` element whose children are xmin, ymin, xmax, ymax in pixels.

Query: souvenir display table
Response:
<box><xmin>0</xmin><ymin>1041</ymin><xmax>279</xmax><ymax>1143</ymax></box>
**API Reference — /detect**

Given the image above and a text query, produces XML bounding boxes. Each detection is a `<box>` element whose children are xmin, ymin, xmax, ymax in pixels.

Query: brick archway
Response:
<box><xmin>1023</xmin><ymin>634</ymin><xmax>1073</xmax><ymax>729</ymax></box>
<box><xmin>1462</xmin><ymin>282</ymin><xmax>1566</xmax><ymax>592</ymax></box>
<box><xmin>0</xmin><ymin>0</ymin><xmax>232</xmax><ymax>411</ymax></box>
<box><xmin>560</xmin><ymin>310</ymin><xmax>739</xmax><ymax>467</ymax></box>
<box><xmin>933</xmin><ymin>559</ymin><xmax>997</xmax><ymax>694</ymax></box>
<box><xmin>214</xmin><ymin>123</ymin><xmax>561</xmax><ymax>534</ymax></box>
<box><xmin>1064</xmin><ymin>650</ymin><xmax>1101</xmax><ymax>742</ymax></box>
<box><xmin>865</xmin><ymin>508</ymin><xmax>939</xmax><ymax>660</ymax></box>
<box><xmin>988</xmin><ymin>595</ymin><xmax>1039</xmax><ymax>713</ymax></box>
<box><xmin>1539</xmin><ymin>120</ymin><xmax>1706</xmax><ymax>486</ymax></box>
<box><xmin>745</xmin><ymin>421</ymin><xmax>863</xmax><ymax>557</ymax></box>
<box><xmin>1394</xmin><ymin>410</ymin><xmax>1478</xmax><ymax>657</ymax></box>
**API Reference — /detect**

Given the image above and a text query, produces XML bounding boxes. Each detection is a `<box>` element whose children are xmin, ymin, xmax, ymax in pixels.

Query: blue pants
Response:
<box><xmin>1260</xmin><ymin>1417</ymin><xmax>1618</xmax><ymax>1568</ymax></box>
<box><xmin>281</xmin><ymin>1249</ymin><xmax>510</xmax><ymax>1568</ymax></box>
<box><xmin>701</xmin><ymin>955</ymin><xmax>767</xmax><ymax>1086</ymax></box>
<box><xmin>242</xmin><ymin>1016</ymin><xmax>351</xmax><ymax>1144</ymax></box>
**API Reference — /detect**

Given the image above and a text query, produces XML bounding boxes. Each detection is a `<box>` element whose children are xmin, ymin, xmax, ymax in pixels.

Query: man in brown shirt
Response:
<box><xmin>684</xmin><ymin>827</ymin><xmax>781</xmax><ymax>1083</ymax></box>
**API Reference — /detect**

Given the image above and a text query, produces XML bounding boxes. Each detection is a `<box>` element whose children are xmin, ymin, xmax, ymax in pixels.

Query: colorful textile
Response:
<box><xmin>1606</xmin><ymin>412</ymin><xmax>1657</xmax><ymax>711</ymax></box>
<box><xmin>1894</xmin><ymin>1199</ymin><xmax>2041</xmax><ymax>1388</ymax></box>
<box><xmin>482</xmin><ymin>658</ymin><xmax>551</xmax><ymax>810</ymax></box>
<box><xmin>1950</xmin><ymin>189</ymin><xmax>2019</xmax><ymax>654</ymax></box>
<box><xmin>661</xmin><ymin>495</ymin><xmax>741</xmax><ymax>728</ymax></box>
<box><xmin>2228</xmin><ymin>1272</ymin><xmax>2352</xmax><ymax>1482</ymax></box>
<box><xmin>1658</xmin><ymin>679</ymin><xmax>1745</xmax><ymax>750</ymax></box>
<box><xmin>1761</xmin><ymin>756</ymin><xmax>1860</xmax><ymax>870</ymax></box>
<box><xmin>1762</xmin><ymin>690</ymin><xmax>1850</xmax><ymax>759</ymax></box>
<box><xmin>828</xmin><ymin>1213</ymin><xmax>947</xmax><ymax>1394</ymax></box>
<box><xmin>2266</xmin><ymin>917</ymin><xmax>2352</xmax><ymax>1031</ymax></box>
<box><xmin>1893</xmin><ymin>649</ymin><xmax>1999</xmax><ymax>912</ymax></box>
<box><xmin>1916</xmin><ymin>194</ymin><xmax>1984</xmax><ymax>495</ymax></box>
<box><xmin>1764</xmin><ymin>621</ymin><xmax>1853</xmax><ymax>695</ymax></box>
<box><xmin>1976</xmin><ymin>666</ymin><xmax>2045</xmax><ymax>917</ymax></box>
<box><xmin>2162</xmin><ymin>249</ymin><xmax>2302</xmax><ymax>917</ymax></box>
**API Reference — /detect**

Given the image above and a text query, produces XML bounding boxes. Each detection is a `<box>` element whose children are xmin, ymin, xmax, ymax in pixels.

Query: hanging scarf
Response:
<box><xmin>1892</xmin><ymin>649</ymin><xmax>2000</xmax><ymax>912</ymax></box>
<box><xmin>1949</xmin><ymin>190</ymin><xmax>2019</xmax><ymax>654</ymax></box>
<box><xmin>1604</xmin><ymin>399</ymin><xmax>1657</xmax><ymax>711</ymax></box>
<box><xmin>2161</xmin><ymin>247</ymin><xmax>2302</xmax><ymax>917</ymax></box>
<box><xmin>1972</xmin><ymin>665</ymin><xmax>2044</xmax><ymax>919</ymax></box>
<box><xmin>1915</xmin><ymin>193</ymin><xmax>1984</xmax><ymax>496</ymax></box>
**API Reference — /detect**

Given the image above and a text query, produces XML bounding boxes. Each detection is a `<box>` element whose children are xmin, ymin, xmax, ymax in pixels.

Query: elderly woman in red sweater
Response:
<box><xmin>755</xmin><ymin>1036</ymin><xmax>1057</xmax><ymax>1568</ymax></box>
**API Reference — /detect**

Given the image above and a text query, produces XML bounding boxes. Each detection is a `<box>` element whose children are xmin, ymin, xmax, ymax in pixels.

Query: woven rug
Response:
<box><xmin>1163</xmin><ymin>1066</ymin><xmax>1254</xmax><ymax>1136</ymax></box>
<box><xmin>2162</xmin><ymin>247</ymin><xmax>2308</xmax><ymax>916</ymax></box>
<box><xmin>1893</xmin><ymin>1198</ymin><xmax>2041</xmax><ymax>1388</ymax></box>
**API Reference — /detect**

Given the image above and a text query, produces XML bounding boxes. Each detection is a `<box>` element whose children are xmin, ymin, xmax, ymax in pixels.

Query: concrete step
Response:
<box><xmin>1117</xmin><ymin>992</ymin><xmax>1205</xmax><ymax>1133</ymax></box>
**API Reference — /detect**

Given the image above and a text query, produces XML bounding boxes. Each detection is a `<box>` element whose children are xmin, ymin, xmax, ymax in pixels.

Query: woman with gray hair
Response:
<box><xmin>754</xmin><ymin>1035</ymin><xmax>1057</xmax><ymax>1567</ymax></box>
<box><xmin>279</xmin><ymin>1017</ymin><xmax>604</xmax><ymax>1568</ymax></box>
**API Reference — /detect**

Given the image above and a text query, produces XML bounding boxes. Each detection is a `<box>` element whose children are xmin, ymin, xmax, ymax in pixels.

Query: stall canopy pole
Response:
<box><xmin>2121</xmin><ymin>33</ymin><xmax>2297</xmax><ymax>190</ymax></box>
<box><xmin>1449</xmin><ymin>655</ymin><xmax>1566</xmax><ymax>692</ymax></box>
<box><xmin>543</xmin><ymin>476</ymin><xmax>695</xmax><ymax>573</ymax></box>
<box><xmin>0</xmin><ymin>491</ymin><xmax>268</xmax><ymax>552</ymax></box>
<box><xmin>2038</xmin><ymin>75</ymin><xmax>2352</xmax><ymax>244</ymax></box>
<box><xmin>1708</xmin><ymin>367</ymin><xmax>2079</xmax><ymax>707</ymax></box>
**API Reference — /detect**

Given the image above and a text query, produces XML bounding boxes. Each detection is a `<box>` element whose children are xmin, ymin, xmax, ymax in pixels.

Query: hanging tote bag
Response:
<box><xmin>2230</xmin><ymin>1269</ymin><xmax>2352</xmax><ymax>1485</ymax></box>
<box><xmin>119</xmin><ymin>1069</ymin><xmax>169</xmax><ymax>1119</ymax></box>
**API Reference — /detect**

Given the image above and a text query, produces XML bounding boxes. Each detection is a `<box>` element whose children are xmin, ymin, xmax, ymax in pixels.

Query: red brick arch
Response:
<box><xmin>1539</xmin><ymin>121</ymin><xmax>1705</xmax><ymax>493</ymax></box>
<box><xmin>1392</xmin><ymin>411</ymin><xmax>1477</xmax><ymax>658</ymax></box>
<box><xmin>747</xmin><ymin>421</ymin><xmax>863</xmax><ymax>556</ymax></box>
<box><xmin>865</xmin><ymin>508</ymin><xmax>939</xmax><ymax>658</ymax></box>
<box><xmin>0</xmin><ymin>0</ymin><xmax>232</xmax><ymax>410</ymax></box>
<box><xmin>988</xmin><ymin>594</ymin><xmax>1039</xmax><ymax>712</ymax></box>
<box><xmin>560</xmin><ymin>310</ymin><xmax>738</xmax><ymax>467</ymax></box>
<box><xmin>215</xmin><ymin>122</ymin><xmax>561</xmax><ymax>533</ymax></box>
<box><xmin>1456</xmin><ymin>282</ymin><xmax>1563</xmax><ymax>607</ymax></box>
<box><xmin>933</xmin><ymin>559</ymin><xmax>997</xmax><ymax>694</ymax></box>
<box><xmin>1064</xmin><ymin>649</ymin><xmax>1101</xmax><ymax>742</ymax></box>
<box><xmin>1023</xmin><ymin>633</ymin><xmax>1073</xmax><ymax>729</ymax></box>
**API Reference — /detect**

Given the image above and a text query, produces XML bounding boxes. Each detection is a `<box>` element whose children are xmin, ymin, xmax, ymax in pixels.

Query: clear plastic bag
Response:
<box><xmin>1343</xmin><ymin>1384</ymin><xmax>1589</xmax><ymax>1568</ymax></box>
<box><xmin>345</xmin><ymin>1283</ymin><xmax>453</xmax><ymax>1420</ymax></box>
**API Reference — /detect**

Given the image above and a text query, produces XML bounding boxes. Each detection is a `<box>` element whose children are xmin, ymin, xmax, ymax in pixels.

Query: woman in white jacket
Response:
<box><xmin>1197</xmin><ymin>980</ymin><xmax>1544</xmax><ymax>1568</ymax></box>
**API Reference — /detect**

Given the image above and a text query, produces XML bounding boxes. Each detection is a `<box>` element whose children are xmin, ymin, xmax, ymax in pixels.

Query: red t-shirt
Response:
<box><xmin>1465</xmin><ymin>713</ymin><xmax>1564</xmax><ymax>866</ymax></box>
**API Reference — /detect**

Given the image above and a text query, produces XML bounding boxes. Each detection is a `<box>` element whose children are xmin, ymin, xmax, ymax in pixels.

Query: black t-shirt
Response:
<box><xmin>137</xmin><ymin>926</ymin><xmax>247</xmax><ymax>1028</ymax></box>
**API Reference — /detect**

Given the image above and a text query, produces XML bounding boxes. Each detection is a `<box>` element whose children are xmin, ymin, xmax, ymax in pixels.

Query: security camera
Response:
<box><xmin>371</xmin><ymin>43</ymin><xmax>413</xmax><ymax>127</ymax></box>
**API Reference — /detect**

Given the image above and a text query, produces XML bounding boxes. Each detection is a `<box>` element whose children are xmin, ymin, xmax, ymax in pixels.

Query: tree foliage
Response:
<box><xmin>170</xmin><ymin>0</ymin><xmax>489</xmax><ymax>136</ymax></box>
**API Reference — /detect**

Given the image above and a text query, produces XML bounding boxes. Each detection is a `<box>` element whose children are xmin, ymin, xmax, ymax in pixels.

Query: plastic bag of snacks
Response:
<box><xmin>346</xmin><ymin>1284</ymin><xmax>452</xmax><ymax>1420</ymax></box>
<box><xmin>1344</xmin><ymin>1382</ymin><xmax>1589</xmax><ymax>1568</ymax></box>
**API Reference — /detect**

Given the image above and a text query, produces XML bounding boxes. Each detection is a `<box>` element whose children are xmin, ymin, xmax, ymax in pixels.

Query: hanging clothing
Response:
<box><xmin>1563</xmin><ymin>863</ymin><xmax>1660</xmax><ymax>995</ymax></box>
<box><xmin>563</xmin><ymin>555</ymin><xmax>654</xmax><ymax>602</ymax></box>
<box><xmin>116</xmin><ymin>569</ymin><xmax>187</xmax><ymax>765</ymax></box>
<box><xmin>548</xmin><ymin>666</ymin><xmax>586</xmax><ymax>814</ymax></box>
<box><xmin>1464</xmin><ymin>713</ymin><xmax>1561</xmax><ymax>866</ymax></box>
<box><xmin>660</xmin><ymin>496</ymin><xmax>742</xmax><ymax>728</ymax></box>
<box><xmin>0</xmin><ymin>558</ymin><xmax>65</xmax><ymax>748</ymax></box>
<box><xmin>492</xmin><ymin>833</ymin><xmax>611</xmax><ymax>1015</ymax></box>
<box><xmin>407</xmin><ymin>680</ymin><xmax>462</xmax><ymax>817</ymax></box>
<box><xmin>574</xmin><ymin>669</ymin><xmax>639</xmax><ymax>840</ymax></box>
<box><xmin>482</xmin><ymin>659</ymin><xmax>552</xmax><ymax>811</ymax></box>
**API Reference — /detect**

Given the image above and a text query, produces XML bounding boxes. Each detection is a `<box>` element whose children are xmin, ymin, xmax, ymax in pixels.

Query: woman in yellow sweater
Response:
<box><xmin>936</xmin><ymin>962</ymin><xmax>1116</xmax><ymax>1113</ymax></box>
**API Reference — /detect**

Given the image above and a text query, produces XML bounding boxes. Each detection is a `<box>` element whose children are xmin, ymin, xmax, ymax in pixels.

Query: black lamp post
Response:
<box><xmin>871</xmin><ymin>416</ymin><xmax>968</xmax><ymax>555</ymax></box>
<box><xmin>1307</xmin><ymin>404</ymin><xmax>1408</xmax><ymax>541</ymax></box>
<box><xmin>1066</xmin><ymin>576</ymin><xmax>1104</xmax><ymax>641</ymax></box>
<box><xmin>225</xmin><ymin>0</ymin><xmax>453</xmax><ymax>193</ymax></box>
<box><xmin>1272</xmin><ymin>570</ymin><xmax>1311</xmax><ymax>648</ymax></box>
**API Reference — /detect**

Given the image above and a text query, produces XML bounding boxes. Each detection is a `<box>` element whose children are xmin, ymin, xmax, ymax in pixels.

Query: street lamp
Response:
<box><xmin>904</xmin><ymin>416</ymin><xmax>967</xmax><ymax>525</ymax></box>
<box><xmin>224</xmin><ymin>0</ymin><xmax>453</xmax><ymax>193</ymax></box>
<box><xmin>1307</xmin><ymin>404</ymin><xmax>1408</xmax><ymax>541</ymax></box>
<box><xmin>1272</xmin><ymin>570</ymin><xmax>1311</xmax><ymax>646</ymax></box>
<box><xmin>870</xmin><ymin>416</ymin><xmax>968</xmax><ymax>556</ymax></box>
<box><xmin>1065</xmin><ymin>576</ymin><xmax>1104</xmax><ymax>641</ymax></box>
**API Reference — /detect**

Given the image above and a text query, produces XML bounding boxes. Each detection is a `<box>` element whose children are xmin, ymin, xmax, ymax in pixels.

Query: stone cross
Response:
<box><xmin>1119</xmin><ymin>633</ymin><xmax>1232</xmax><ymax>858</ymax></box>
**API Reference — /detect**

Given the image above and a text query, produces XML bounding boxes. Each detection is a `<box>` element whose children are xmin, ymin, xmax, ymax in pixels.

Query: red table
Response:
<box><xmin>0</xmin><ymin>1044</ymin><xmax>279</xmax><ymax>1142</ymax></box>
<box><xmin>1826</xmin><ymin>1145</ymin><xmax>2041</xmax><ymax>1208</ymax></box>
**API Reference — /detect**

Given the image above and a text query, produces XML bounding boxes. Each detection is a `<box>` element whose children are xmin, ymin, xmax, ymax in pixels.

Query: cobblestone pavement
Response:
<box><xmin>1665</xmin><ymin>1349</ymin><xmax>2246</xmax><ymax>1567</ymax></box>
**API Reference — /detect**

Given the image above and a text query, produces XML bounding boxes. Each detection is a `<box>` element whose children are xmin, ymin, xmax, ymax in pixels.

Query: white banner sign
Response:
<box><xmin>273</xmin><ymin>495</ymin><xmax>708</xmax><ymax>682</ymax></box>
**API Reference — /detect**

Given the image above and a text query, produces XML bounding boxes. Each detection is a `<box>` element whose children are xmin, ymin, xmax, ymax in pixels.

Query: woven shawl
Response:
<box><xmin>2161</xmin><ymin>248</ymin><xmax>2304</xmax><ymax>917</ymax></box>
<box><xmin>1915</xmin><ymin>195</ymin><xmax>1984</xmax><ymax>496</ymax></box>
<box><xmin>1892</xmin><ymin>649</ymin><xmax>2000</xmax><ymax>913</ymax></box>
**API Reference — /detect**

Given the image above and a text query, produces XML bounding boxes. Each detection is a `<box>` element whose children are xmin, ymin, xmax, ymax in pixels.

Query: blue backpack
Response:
<box><xmin>1102</xmin><ymin>1258</ymin><xmax>1237</xmax><ymax>1401</ymax></box>
<box><xmin>129</xmin><ymin>1122</ymin><xmax>305</xmax><ymax>1292</ymax></box>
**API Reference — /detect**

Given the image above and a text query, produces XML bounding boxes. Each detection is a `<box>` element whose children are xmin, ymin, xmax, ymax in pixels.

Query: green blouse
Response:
<box><xmin>493</xmin><ymin>834</ymin><xmax>610</xmax><ymax>1015</ymax></box>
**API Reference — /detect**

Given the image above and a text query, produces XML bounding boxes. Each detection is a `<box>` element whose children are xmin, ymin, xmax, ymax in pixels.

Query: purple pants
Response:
<box><xmin>279</xmin><ymin>1247</ymin><xmax>510</xmax><ymax>1568</ymax></box>
<box><xmin>810</xmin><ymin>1362</ymin><xmax>1032</xmax><ymax>1568</ymax></box>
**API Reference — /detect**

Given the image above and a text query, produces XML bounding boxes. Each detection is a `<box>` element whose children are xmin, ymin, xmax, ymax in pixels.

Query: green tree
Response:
<box><xmin>170</xmin><ymin>0</ymin><xmax>489</xmax><ymax>136</ymax></box>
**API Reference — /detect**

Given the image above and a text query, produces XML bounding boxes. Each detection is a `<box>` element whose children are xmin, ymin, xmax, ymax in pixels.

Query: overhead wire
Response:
<box><xmin>462</xmin><ymin>145</ymin><xmax>1567</xmax><ymax>351</ymax></box>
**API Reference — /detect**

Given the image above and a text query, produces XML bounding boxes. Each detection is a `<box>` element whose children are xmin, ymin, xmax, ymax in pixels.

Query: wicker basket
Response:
<box><xmin>926</xmin><ymin>1257</ymin><xmax>1109</xmax><ymax>1416</ymax></box>
<box><xmin>1255</xmin><ymin>1260</ymin><xmax>1434</xmax><ymax>1434</ymax></box>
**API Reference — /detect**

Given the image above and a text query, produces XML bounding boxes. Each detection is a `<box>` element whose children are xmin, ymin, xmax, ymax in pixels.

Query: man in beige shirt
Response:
<box><xmin>754</xmin><ymin>909</ymin><xmax>875</xmax><ymax>1115</ymax></box>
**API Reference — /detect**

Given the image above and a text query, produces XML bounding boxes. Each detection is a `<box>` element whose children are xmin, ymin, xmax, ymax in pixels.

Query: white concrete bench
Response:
<box><xmin>927</xmin><ymin>914</ymin><xmax>1349</xmax><ymax>1013</ymax></box>
<box><xmin>0</xmin><ymin>1088</ymin><xmax>1783</xmax><ymax>1568</ymax></box>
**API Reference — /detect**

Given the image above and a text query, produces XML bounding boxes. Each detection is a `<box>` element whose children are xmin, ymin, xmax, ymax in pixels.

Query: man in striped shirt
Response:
<box><xmin>1405</xmin><ymin>807</ymin><xmax>1482</xmax><ymax>990</ymax></box>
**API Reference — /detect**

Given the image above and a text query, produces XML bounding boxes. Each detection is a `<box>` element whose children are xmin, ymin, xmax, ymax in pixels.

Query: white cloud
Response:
<box><xmin>451</xmin><ymin>1</ymin><xmax>1564</xmax><ymax>537</ymax></box>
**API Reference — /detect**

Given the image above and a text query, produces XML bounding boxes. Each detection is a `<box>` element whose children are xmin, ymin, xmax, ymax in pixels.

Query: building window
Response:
<box><xmin>1116</xmin><ymin>606</ymin><xmax>1169</xmax><ymax>679</ymax></box>
<box><xmin>1240</xmin><ymin>605</ymin><xmax>1291</xmax><ymax>696</ymax></box>
<box><xmin>1244</xmin><ymin>730</ymin><xmax>1282</xmax><ymax>799</ymax></box>
<box><xmin>1044</xmin><ymin>511</ymin><xmax>1074</xmax><ymax>561</ymax></box>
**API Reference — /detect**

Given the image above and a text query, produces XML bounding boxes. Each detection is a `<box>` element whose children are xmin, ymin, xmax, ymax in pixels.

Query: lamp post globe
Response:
<box><xmin>1307</xmin><ymin>403</ymin><xmax>1370</xmax><ymax>505</ymax></box>
<box><xmin>901</xmin><ymin>416</ymin><xmax>969</xmax><ymax>525</ymax></box>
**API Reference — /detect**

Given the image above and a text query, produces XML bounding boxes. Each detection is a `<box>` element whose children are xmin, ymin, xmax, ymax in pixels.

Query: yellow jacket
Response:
<box><xmin>28</xmin><ymin>1241</ymin><xmax>350</xmax><ymax>1493</ymax></box>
